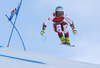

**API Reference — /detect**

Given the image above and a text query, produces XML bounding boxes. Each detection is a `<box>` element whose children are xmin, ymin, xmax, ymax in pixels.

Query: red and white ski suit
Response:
<box><xmin>43</xmin><ymin>12</ymin><xmax>74</xmax><ymax>37</ymax></box>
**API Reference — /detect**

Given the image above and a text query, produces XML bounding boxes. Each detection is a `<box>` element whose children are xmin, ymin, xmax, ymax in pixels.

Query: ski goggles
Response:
<box><xmin>56</xmin><ymin>11</ymin><xmax>64</xmax><ymax>17</ymax></box>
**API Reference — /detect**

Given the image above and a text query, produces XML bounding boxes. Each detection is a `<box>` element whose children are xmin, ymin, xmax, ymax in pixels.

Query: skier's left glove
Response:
<box><xmin>40</xmin><ymin>30</ymin><xmax>45</xmax><ymax>36</ymax></box>
<box><xmin>72</xmin><ymin>29</ymin><xmax>77</xmax><ymax>34</ymax></box>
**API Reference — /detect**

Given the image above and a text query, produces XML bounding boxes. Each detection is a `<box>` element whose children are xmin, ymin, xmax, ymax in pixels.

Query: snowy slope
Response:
<box><xmin>0</xmin><ymin>46</ymin><xmax>100</xmax><ymax>68</ymax></box>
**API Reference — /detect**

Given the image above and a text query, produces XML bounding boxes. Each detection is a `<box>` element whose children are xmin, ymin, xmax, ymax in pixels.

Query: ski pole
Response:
<box><xmin>43</xmin><ymin>35</ymin><xmax>47</xmax><ymax>43</ymax></box>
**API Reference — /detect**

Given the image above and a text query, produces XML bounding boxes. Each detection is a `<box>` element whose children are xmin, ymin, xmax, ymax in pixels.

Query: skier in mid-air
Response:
<box><xmin>41</xmin><ymin>6</ymin><xmax>77</xmax><ymax>45</ymax></box>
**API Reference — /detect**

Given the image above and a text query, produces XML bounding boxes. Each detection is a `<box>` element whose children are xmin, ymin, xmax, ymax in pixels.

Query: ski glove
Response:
<box><xmin>72</xmin><ymin>29</ymin><xmax>77</xmax><ymax>34</ymax></box>
<box><xmin>41</xmin><ymin>30</ymin><xmax>45</xmax><ymax>36</ymax></box>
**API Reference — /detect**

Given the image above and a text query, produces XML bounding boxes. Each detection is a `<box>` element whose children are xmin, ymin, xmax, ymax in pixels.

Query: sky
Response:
<box><xmin>0</xmin><ymin>0</ymin><xmax>100</xmax><ymax>65</ymax></box>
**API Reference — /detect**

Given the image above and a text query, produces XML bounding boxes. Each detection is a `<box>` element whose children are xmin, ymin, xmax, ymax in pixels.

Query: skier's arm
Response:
<box><xmin>42</xmin><ymin>15</ymin><xmax>53</xmax><ymax>30</ymax></box>
<box><xmin>42</xmin><ymin>23</ymin><xmax>47</xmax><ymax>30</ymax></box>
<box><xmin>64</xmin><ymin>14</ymin><xmax>75</xmax><ymax>29</ymax></box>
<box><xmin>70</xmin><ymin>21</ymin><xmax>75</xmax><ymax>29</ymax></box>
<box><xmin>64</xmin><ymin>14</ymin><xmax>77</xmax><ymax>34</ymax></box>
<box><xmin>41</xmin><ymin>15</ymin><xmax>53</xmax><ymax>35</ymax></box>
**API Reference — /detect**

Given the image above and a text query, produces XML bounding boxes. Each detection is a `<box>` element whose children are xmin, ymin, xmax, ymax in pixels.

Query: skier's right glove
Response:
<box><xmin>40</xmin><ymin>30</ymin><xmax>45</xmax><ymax>36</ymax></box>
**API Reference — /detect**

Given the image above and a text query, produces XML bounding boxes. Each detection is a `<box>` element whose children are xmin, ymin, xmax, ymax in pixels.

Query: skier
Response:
<box><xmin>40</xmin><ymin>6</ymin><xmax>77</xmax><ymax>45</ymax></box>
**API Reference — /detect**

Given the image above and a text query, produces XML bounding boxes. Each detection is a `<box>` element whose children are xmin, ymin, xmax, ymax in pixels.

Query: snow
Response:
<box><xmin>0</xmin><ymin>46</ymin><xmax>100</xmax><ymax>68</ymax></box>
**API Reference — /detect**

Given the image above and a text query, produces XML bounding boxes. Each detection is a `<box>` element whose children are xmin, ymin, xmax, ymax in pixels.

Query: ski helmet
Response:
<box><xmin>55</xmin><ymin>6</ymin><xmax>64</xmax><ymax>17</ymax></box>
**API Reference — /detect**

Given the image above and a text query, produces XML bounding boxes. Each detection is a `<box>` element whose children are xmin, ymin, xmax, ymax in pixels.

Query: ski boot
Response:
<box><xmin>60</xmin><ymin>37</ymin><xmax>66</xmax><ymax>44</ymax></box>
<box><xmin>65</xmin><ymin>37</ymin><xmax>70</xmax><ymax>45</ymax></box>
<box><xmin>60</xmin><ymin>37</ymin><xmax>75</xmax><ymax>47</ymax></box>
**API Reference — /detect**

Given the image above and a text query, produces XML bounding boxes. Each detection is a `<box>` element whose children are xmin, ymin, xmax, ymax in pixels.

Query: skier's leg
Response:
<box><xmin>62</xmin><ymin>22</ymin><xmax>70</xmax><ymax>44</ymax></box>
<box><xmin>53</xmin><ymin>23</ymin><xmax>65</xmax><ymax>44</ymax></box>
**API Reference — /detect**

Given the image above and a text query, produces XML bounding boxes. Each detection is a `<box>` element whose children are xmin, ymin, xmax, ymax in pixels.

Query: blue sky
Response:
<box><xmin>0</xmin><ymin>0</ymin><xmax>100</xmax><ymax>64</ymax></box>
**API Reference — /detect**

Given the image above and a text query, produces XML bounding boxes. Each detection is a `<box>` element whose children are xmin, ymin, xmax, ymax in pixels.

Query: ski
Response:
<box><xmin>60</xmin><ymin>44</ymin><xmax>75</xmax><ymax>47</ymax></box>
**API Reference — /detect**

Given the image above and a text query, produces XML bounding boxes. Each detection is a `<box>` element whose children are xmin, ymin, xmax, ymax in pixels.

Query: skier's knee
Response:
<box><xmin>56</xmin><ymin>25</ymin><xmax>62</xmax><ymax>32</ymax></box>
<box><xmin>63</xmin><ymin>25</ymin><xmax>69</xmax><ymax>33</ymax></box>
